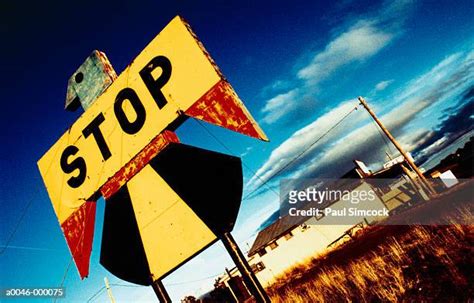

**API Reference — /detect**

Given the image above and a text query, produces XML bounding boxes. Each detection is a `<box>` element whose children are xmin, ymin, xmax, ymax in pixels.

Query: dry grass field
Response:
<box><xmin>267</xmin><ymin>186</ymin><xmax>473</xmax><ymax>302</ymax></box>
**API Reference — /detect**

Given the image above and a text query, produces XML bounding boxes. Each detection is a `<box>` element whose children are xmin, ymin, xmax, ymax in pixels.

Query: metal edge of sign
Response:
<box><xmin>151</xmin><ymin>237</ymin><xmax>220</xmax><ymax>282</ymax></box>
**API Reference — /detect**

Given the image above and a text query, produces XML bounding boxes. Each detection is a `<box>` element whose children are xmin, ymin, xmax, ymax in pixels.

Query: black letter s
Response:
<box><xmin>60</xmin><ymin>145</ymin><xmax>87</xmax><ymax>188</ymax></box>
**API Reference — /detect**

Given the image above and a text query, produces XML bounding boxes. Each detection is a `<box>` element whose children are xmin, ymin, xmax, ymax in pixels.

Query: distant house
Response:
<box><xmin>246</xmin><ymin>181</ymin><xmax>388</xmax><ymax>287</ymax></box>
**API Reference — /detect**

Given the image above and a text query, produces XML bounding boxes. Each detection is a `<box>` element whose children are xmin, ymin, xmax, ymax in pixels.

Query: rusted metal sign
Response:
<box><xmin>37</xmin><ymin>16</ymin><xmax>267</xmax><ymax>280</ymax></box>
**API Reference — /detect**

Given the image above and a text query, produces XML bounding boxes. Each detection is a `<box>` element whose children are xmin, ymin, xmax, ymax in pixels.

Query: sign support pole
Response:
<box><xmin>151</xmin><ymin>279</ymin><xmax>172</xmax><ymax>303</ymax></box>
<box><xmin>220</xmin><ymin>232</ymin><xmax>271</xmax><ymax>303</ymax></box>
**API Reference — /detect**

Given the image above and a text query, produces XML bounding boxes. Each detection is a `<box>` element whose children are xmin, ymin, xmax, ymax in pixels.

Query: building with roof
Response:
<box><xmin>246</xmin><ymin>181</ymin><xmax>389</xmax><ymax>286</ymax></box>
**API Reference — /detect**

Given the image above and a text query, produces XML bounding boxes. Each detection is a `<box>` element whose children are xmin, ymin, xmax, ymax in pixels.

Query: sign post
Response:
<box><xmin>38</xmin><ymin>16</ymin><xmax>270</xmax><ymax>302</ymax></box>
<box><xmin>151</xmin><ymin>280</ymin><xmax>172</xmax><ymax>303</ymax></box>
<box><xmin>220</xmin><ymin>232</ymin><xmax>271</xmax><ymax>303</ymax></box>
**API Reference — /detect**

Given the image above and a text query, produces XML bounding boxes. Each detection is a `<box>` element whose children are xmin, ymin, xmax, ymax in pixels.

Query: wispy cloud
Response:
<box><xmin>297</xmin><ymin>22</ymin><xmax>393</xmax><ymax>84</ymax></box>
<box><xmin>240</xmin><ymin>146</ymin><xmax>254</xmax><ymax>158</ymax></box>
<box><xmin>261</xmin><ymin>89</ymin><xmax>299</xmax><ymax>124</ymax></box>
<box><xmin>395</xmin><ymin>52</ymin><xmax>464</xmax><ymax>103</ymax></box>
<box><xmin>259</xmin><ymin>79</ymin><xmax>293</xmax><ymax>97</ymax></box>
<box><xmin>303</xmin><ymin>0</ymin><xmax>414</xmax><ymax>85</ymax></box>
<box><xmin>375</xmin><ymin>79</ymin><xmax>394</xmax><ymax>91</ymax></box>
<box><xmin>260</xmin><ymin>0</ymin><xmax>414</xmax><ymax>125</ymax></box>
<box><xmin>249</xmin><ymin>100</ymin><xmax>363</xmax><ymax>189</ymax></box>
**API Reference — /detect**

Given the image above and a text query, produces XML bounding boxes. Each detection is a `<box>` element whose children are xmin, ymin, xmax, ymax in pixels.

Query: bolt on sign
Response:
<box><xmin>38</xmin><ymin>16</ymin><xmax>267</xmax><ymax>282</ymax></box>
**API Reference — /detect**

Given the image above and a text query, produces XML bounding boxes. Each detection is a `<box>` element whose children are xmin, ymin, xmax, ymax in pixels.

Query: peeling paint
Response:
<box><xmin>60</xmin><ymin>201</ymin><xmax>96</xmax><ymax>279</ymax></box>
<box><xmin>65</xmin><ymin>50</ymin><xmax>117</xmax><ymax>111</ymax></box>
<box><xmin>100</xmin><ymin>131</ymin><xmax>180</xmax><ymax>199</ymax></box>
<box><xmin>186</xmin><ymin>80</ymin><xmax>269</xmax><ymax>141</ymax></box>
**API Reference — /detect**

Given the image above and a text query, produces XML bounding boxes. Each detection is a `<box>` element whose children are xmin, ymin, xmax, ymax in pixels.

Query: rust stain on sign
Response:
<box><xmin>181</xmin><ymin>17</ymin><xmax>268</xmax><ymax>141</ymax></box>
<box><xmin>60</xmin><ymin>201</ymin><xmax>96</xmax><ymax>279</ymax></box>
<box><xmin>186</xmin><ymin>80</ymin><xmax>268</xmax><ymax>141</ymax></box>
<box><xmin>100</xmin><ymin>130</ymin><xmax>180</xmax><ymax>199</ymax></box>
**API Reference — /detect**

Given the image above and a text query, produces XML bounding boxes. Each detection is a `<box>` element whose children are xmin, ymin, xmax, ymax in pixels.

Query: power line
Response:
<box><xmin>55</xmin><ymin>253</ymin><xmax>76</xmax><ymax>303</ymax></box>
<box><xmin>166</xmin><ymin>273</ymin><xmax>222</xmax><ymax>286</ymax></box>
<box><xmin>104</xmin><ymin>272</ymin><xmax>222</xmax><ymax>289</ymax></box>
<box><xmin>85</xmin><ymin>272</ymin><xmax>224</xmax><ymax>300</ymax></box>
<box><xmin>85</xmin><ymin>273</ymin><xmax>224</xmax><ymax>302</ymax></box>
<box><xmin>194</xmin><ymin>105</ymin><xmax>358</xmax><ymax>202</ymax></box>
<box><xmin>55</xmin><ymin>202</ymin><xmax>96</xmax><ymax>303</ymax></box>
<box><xmin>0</xmin><ymin>185</ymin><xmax>40</xmax><ymax>255</ymax></box>
<box><xmin>193</xmin><ymin>119</ymin><xmax>280</xmax><ymax>199</ymax></box>
<box><xmin>0</xmin><ymin>176</ymin><xmax>96</xmax><ymax>302</ymax></box>
<box><xmin>86</xmin><ymin>286</ymin><xmax>106</xmax><ymax>302</ymax></box>
<box><xmin>242</xmin><ymin>105</ymin><xmax>359</xmax><ymax>201</ymax></box>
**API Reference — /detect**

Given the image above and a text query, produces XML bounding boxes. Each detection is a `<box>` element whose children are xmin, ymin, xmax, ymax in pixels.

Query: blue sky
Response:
<box><xmin>1</xmin><ymin>0</ymin><xmax>473</xmax><ymax>301</ymax></box>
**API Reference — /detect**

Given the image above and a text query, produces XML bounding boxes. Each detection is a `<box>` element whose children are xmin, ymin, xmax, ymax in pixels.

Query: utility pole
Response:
<box><xmin>358</xmin><ymin>97</ymin><xmax>436</xmax><ymax>196</ymax></box>
<box><xmin>104</xmin><ymin>277</ymin><xmax>116</xmax><ymax>303</ymax></box>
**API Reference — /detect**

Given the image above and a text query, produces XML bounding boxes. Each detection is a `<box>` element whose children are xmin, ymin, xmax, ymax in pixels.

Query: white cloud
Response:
<box><xmin>261</xmin><ymin>89</ymin><xmax>299</xmax><ymax>124</ymax></box>
<box><xmin>269</xmin><ymin>79</ymin><xmax>292</xmax><ymax>93</ymax></box>
<box><xmin>416</xmin><ymin>136</ymin><xmax>448</xmax><ymax>158</ymax></box>
<box><xmin>395</xmin><ymin>53</ymin><xmax>464</xmax><ymax>102</ymax></box>
<box><xmin>249</xmin><ymin>100</ymin><xmax>361</xmax><ymax>187</ymax></box>
<box><xmin>297</xmin><ymin>22</ymin><xmax>393</xmax><ymax>84</ymax></box>
<box><xmin>375</xmin><ymin>79</ymin><xmax>394</xmax><ymax>91</ymax></box>
<box><xmin>297</xmin><ymin>0</ymin><xmax>415</xmax><ymax>85</ymax></box>
<box><xmin>396</xmin><ymin>128</ymin><xmax>432</xmax><ymax>152</ymax></box>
